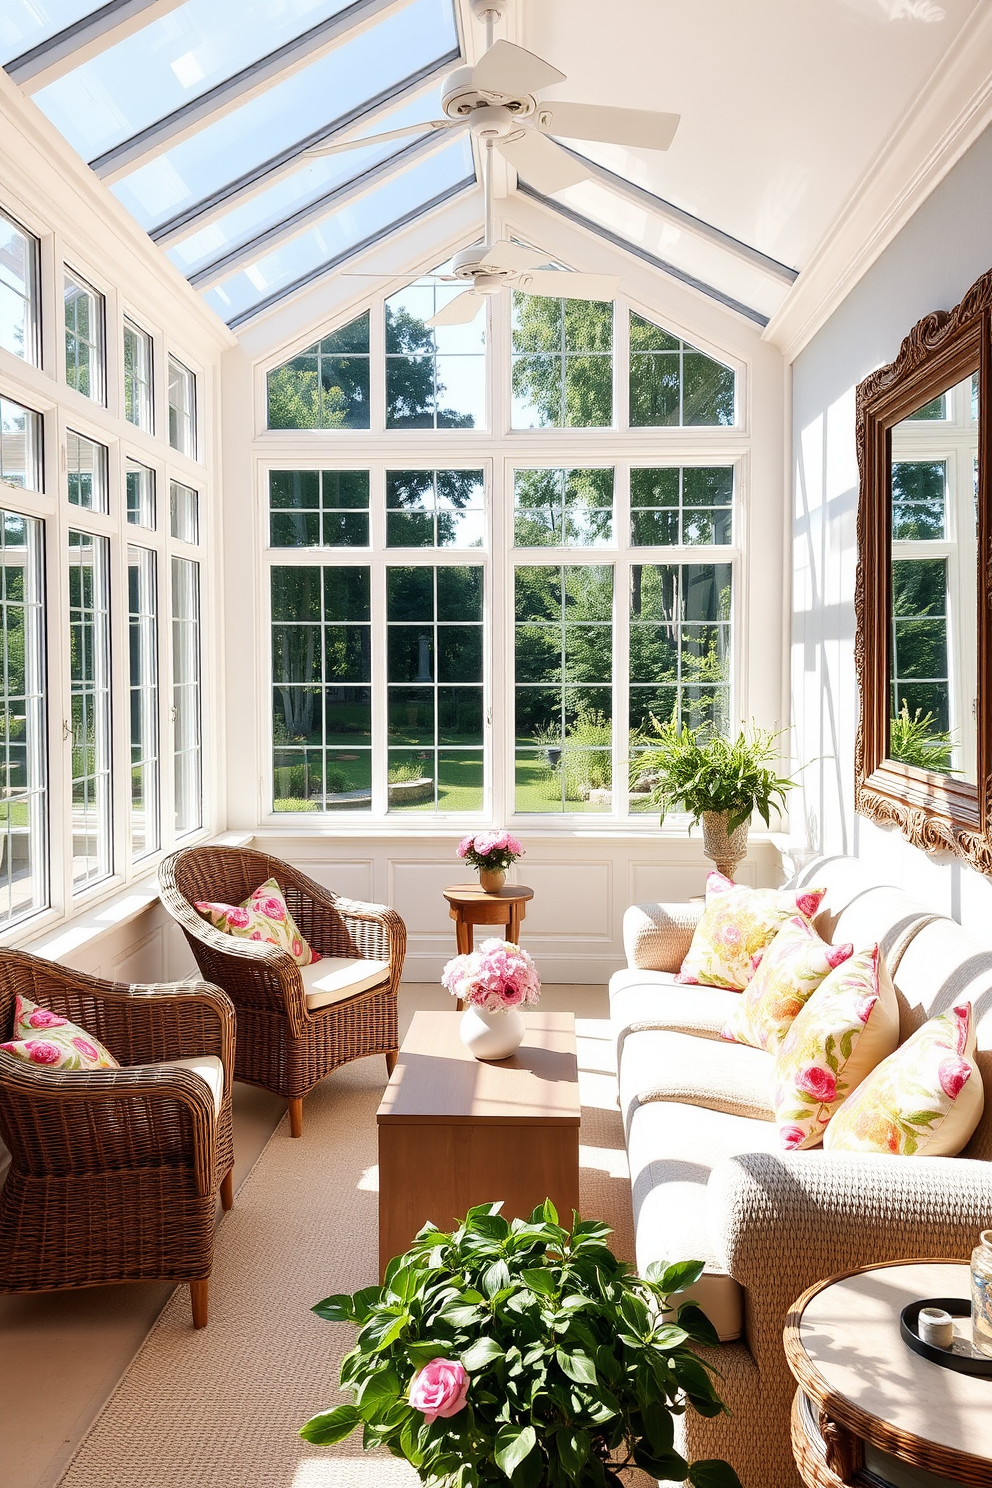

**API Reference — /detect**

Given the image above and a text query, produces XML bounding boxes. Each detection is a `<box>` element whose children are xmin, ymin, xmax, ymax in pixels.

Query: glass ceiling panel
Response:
<box><xmin>166</xmin><ymin>85</ymin><xmax>445</xmax><ymax>278</ymax></box>
<box><xmin>0</xmin><ymin>0</ymin><xmax>99</xmax><ymax>65</ymax></box>
<box><xmin>110</xmin><ymin>0</ymin><xmax>455</xmax><ymax>232</ymax></box>
<box><xmin>204</xmin><ymin>134</ymin><xmax>473</xmax><ymax>323</ymax></box>
<box><xmin>34</xmin><ymin>0</ymin><xmax>355</xmax><ymax>161</ymax></box>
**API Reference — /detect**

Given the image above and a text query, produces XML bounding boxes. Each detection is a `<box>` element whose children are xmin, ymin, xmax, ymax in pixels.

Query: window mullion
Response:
<box><xmin>370</xmin><ymin>556</ymin><xmax>388</xmax><ymax>817</ymax></box>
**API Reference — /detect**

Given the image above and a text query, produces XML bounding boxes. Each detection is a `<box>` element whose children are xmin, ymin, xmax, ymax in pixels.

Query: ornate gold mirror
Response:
<box><xmin>855</xmin><ymin>267</ymin><xmax>992</xmax><ymax>870</ymax></box>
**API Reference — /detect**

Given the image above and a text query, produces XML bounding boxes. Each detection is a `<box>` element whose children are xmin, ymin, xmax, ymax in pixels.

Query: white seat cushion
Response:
<box><xmin>157</xmin><ymin>1054</ymin><xmax>225</xmax><ymax>1114</ymax></box>
<box><xmin>619</xmin><ymin>1027</ymin><xmax>775</xmax><ymax>1131</ymax></box>
<box><xmin>610</xmin><ymin>970</ymin><xmax>743</xmax><ymax>1059</ymax></box>
<box><xmin>301</xmin><ymin>957</ymin><xmax>391</xmax><ymax>1010</ymax></box>
<box><xmin>627</xmin><ymin>1098</ymin><xmax>781</xmax><ymax>1341</ymax></box>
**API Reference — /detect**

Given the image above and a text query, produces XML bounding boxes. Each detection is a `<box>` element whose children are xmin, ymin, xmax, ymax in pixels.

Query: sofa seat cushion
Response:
<box><xmin>301</xmin><ymin>957</ymin><xmax>391</xmax><ymax>1010</ymax></box>
<box><xmin>619</xmin><ymin>1028</ymin><xmax>775</xmax><ymax>1131</ymax></box>
<box><xmin>610</xmin><ymin>970</ymin><xmax>743</xmax><ymax>1056</ymax></box>
<box><xmin>627</xmin><ymin>1098</ymin><xmax>781</xmax><ymax>1341</ymax></box>
<box><xmin>157</xmin><ymin>1054</ymin><xmax>224</xmax><ymax>1114</ymax></box>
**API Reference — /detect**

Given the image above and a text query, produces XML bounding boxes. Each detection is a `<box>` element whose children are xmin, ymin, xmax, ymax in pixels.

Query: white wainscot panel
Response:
<box><xmin>389</xmin><ymin>862</ymin><xmax>468</xmax><ymax>935</ymax></box>
<box><xmin>628</xmin><ymin>855</ymin><xmax>758</xmax><ymax>907</ymax></box>
<box><xmin>112</xmin><ymin>926</ymin><xmax>165</xmax><ymax>985</ymax></box>
<box><xmin>290</xmin><ymin>859</ymin><xmax>375</xmax><ymax>904</ymax></box>
<box><xmin>518</xmin><ymin>862</ymin><xmax>612</xmax><ymax>940</ymax></box>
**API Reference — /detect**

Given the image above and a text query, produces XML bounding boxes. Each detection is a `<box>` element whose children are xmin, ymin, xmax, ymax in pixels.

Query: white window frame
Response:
<box><xmin>123</xmin><ymin>317</ymin><xmax>154</xmax><ymax>433</ymax></box>
<box><xmin>63</xmin><ymin>268</ymin><xmax>106</xmax><ymax>405</ymax></box>
<box><xmin>0</xmin><ymin>207</ymin><xmax>41</xmax><ymax>369</ymax></box>
<box><xmin>168</xmin><ymin>354</ymin><xmax>197</xmax><ymax>459</ymax></box>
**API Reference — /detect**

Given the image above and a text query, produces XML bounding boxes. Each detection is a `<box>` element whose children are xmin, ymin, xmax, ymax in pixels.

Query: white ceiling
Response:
<box><xmin>522</xmin><ymin>0</ymin><xmax>982</xmax><ymax>271</ymax></box>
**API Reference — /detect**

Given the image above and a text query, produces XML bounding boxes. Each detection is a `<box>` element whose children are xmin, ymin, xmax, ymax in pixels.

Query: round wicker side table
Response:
<box><xmin>784</xmin><ymin>1260</ymin><xmax>992</xmax><ymax>1488</ymax></box>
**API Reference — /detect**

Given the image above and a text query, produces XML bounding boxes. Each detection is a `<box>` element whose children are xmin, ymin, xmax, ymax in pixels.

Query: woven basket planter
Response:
<box><xmin>701</xmin><ymin>811</ymin><xmax>749</xmax><ymax>879</ymax></box>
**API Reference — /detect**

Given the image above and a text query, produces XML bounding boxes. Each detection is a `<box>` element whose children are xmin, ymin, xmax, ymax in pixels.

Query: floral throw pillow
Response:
<box><xmin>0</xmin><ymin>993</ymin><xmax>119</xmax><ymax>1071</ymax></box>
<box><xmin>721</xmin><ymin>916</ymin><xmax>853</xmax><ymax>1052</ymax></box>
<box><xmin>676</xmin><ymin>873</ymin><xmax>827</xmax><ymax>991</ymax></box>
<box><xmin>195</xmin><ymin>877</ymin><xmax>320</xmax><ymax>967</ymax></box>
<box><xmin>772</xmin><ymin>945</ymin><xmax>900</xmax><ymax>1150</ymax></box>
<box><xmin>824</xmin><ymin>1003</ymin><xmax>984</xmax><ymax>1157</ymax></box>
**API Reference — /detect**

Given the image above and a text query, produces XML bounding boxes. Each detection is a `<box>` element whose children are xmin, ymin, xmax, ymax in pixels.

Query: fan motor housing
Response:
<box><xmin>451</xmin><ymin>249</ymin><xmax>515</xmax><ymax>284</ymax></box>
<box><xmin>441</xmin><ymin>66</ymin><xmax>534</xmax><ymax>122</ymax></box>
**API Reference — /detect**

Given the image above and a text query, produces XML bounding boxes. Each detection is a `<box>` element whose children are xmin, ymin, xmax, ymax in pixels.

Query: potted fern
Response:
<box><xmin>635</xmin><ymin>719</ymin><xmax>794</xmax><ymax>877</ymax></box>
<box><xmin>301</xmin><ymin>1201</ymin><xmax>743</xmax><ymax>1488</ymax></box>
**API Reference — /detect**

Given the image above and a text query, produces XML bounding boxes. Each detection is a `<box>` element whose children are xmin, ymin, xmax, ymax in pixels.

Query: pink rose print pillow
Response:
<box><xmin>721</xmin><ymin>916</ymin><xmax>853</xmax><ymax>1052</ymax></box>
<box><xmin>824</xmin><ymin>1002</ymin><xmax>984</xmax><ymax>1157</ymax></box>
<box><xmin>772</xmin><ymin>944</ymin><xmax>900</xmax><ymax>1150</ymax></box>
<box><xmin>0</xmin><ymin>993</ymin><xmax>119</xmax><ymax>1071</ymax></box>
<box><xmin>195</xmin><ymin>876</ymin><xmax>320</xmax><ymax>967</ymax></box>
<box><xmin>677</xmin><ymin>872</ymin><xmax>827</xmax><ymax>992</ymax></box>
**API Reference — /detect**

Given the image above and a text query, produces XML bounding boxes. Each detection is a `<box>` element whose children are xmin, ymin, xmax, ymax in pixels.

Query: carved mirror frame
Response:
<box><xmin>855</xmin><ymin>266</ymin><xmax>992</xmax><ymax>872</ymax></box>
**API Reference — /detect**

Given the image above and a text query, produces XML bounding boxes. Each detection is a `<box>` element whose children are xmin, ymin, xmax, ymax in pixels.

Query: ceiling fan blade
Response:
<box><xmin>473</xmin><ymin>39</ymin><xmax>565</xmax><ymax>98</ymax></box>
<box><xmin>517</xmin><ymin>270</ymin><xmax>620</xmax><ymax>301</ymax></box>
<box><xmin>426</xmin><ymin>292</ymin><xmax>484</xmax><ymax>327</ymax></box>
<box><xmin>537</xmin><ymin>101</ymin><xmax>680</xmax><ymax>151</ymax></box>
<box><xmin>497</xmin><ymin>131</ymin><xmax>590</xmax><ymax>194</ymax></box>
<box><xmin>480</xmin><ymin>239</ymin><xmax>551</xmax><ymax>273</ymax></box>
<box><xmin>304</xmin><ymin>120</ymin><xmax>457</xmax><ymax>158</ymax></box>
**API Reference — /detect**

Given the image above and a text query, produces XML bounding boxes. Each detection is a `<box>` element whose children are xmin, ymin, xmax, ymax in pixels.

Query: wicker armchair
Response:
<box><xmin>159</xmin><ymin>846</ymin><xmax>406</xmax><ymax>1137</ymax></box>
<box><xmin>0</xmin><ymin>948</ymin><xmax>235</xmax><ymax>1329</ymax></box>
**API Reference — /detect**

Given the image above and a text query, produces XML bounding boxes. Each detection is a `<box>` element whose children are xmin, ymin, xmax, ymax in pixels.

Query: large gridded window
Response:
<box><xmin>629</xmin><ymin>313</ymin><xmax>735</xmax><ymax>427</ymax></box>
<box><xmin>387</xmin><ymin>566</ymin><xmax>484</xmax><ymax>812</ymax></box>
<box><xmin>64</xmin><ymin>270</ymin><xmax>105</xmax><ymax>403</ymax></box>
<box><xmin>386</xmin><ymin>470</ymin><xmax>484</xmax><ymax>548</ymax></box>
<box><xmin>267</xmin><ymin>314</ymin><xmax>370</xmax><ymax>431</ymax></box>
<box><xmin>0</xmin><ymin>511</ymin><xmax>46</xmax><ymax>927</ymax></box>
<box><xmin>168</xmin><ymin>355</ymin><xmax>196</xmax><ymax>457</ymax></box>
<box><xmin>66</xmin><ymin>430</ymin><xmax>108</xmax><ymax>512</ymax></box>
<box><xmin>386</xmin><ymin>286</ymin><xmax>485</xmax><ymax>430</ymax></box>
<box><xmin>890</xmin><ymin>558</ymin><xmax>949</xmax><ymax>733</ymax></box>
<box><xmin>124</xmin><ymin>319</ymin><xmax>154</xmax><ymax>431</ymax></box>
<box><xmin>172</xmin><ymin>557</ymin><xmax>202</xmax><ymax>834</ymax></box>
<box><xmin>0</xmin><ymin>209</ymin><xmax>40</xmax><ymax>366</ymax></box>
<box><xmin>126</xmin><ymin>458</ymin><xmax>156</xmax><ymax>528</ymax></box>
<box><xmin>514</xmin><ymin>469</ymin><xmax>613</xmax><ymax>548</ymax></box>
<box><xmin>0</xmin><ymin>396</ymin><xmax>42</xmax><ymax>491</ymax></box>
<box><xmin>128</xmin><ymin>546</ymin><xmax>159</xmax><ymax>859</ymax></box>
<box><xmin>629</xmin><ymin>561</ymin><xmax>733</xmax><ymax>749</ymax></box>
<box><xmin>68</xmin><ymin>529</ymin><xmax>111</xmax><ymax>890</ymax></box>
<box><xmin>514</xmin><ymin>566</ymin><xmax>613</xmax><ymax>814</ymax></box>
<box><xmin>511</xmin><ymin>294</ymin><xmax>613</xmax><ymax>429</ymax></box>
<box><xmin>269</xmin><ymin>470</ymin><xmax>369</xmax><ymax>547</ymax></box>
<box><xmin>631</xmin><ymin>467</ymin><xmax>733</xmax><ymax>546</ymax></box>
<box><xmin>271</xmin><ymin>566</ymin><xmax>371</xmax><ymax>812</ymax></box>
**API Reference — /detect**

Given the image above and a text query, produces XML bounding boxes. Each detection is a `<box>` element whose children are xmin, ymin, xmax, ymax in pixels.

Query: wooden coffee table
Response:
<box><xmin>376</xmin><ymin>1010</ymin><xmax>580</xmax><ymax>1276</ymax></box>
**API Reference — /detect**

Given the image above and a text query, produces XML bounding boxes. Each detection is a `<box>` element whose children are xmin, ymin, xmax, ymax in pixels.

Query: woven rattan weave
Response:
<box><xmin>0</xmin><ymin>948</ymin><xmax>236</xmax><ymax>1328</ymax></box>
<box><xmin>159</xmin><ymin>847</ymin><xmax>405</xmax><ymax>1136</ymax></box>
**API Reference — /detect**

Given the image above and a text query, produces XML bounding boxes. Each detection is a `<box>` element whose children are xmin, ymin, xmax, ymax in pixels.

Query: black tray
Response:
<box><xmin>900</xmin><ymin>1297</ymin><xmax>992</xmax><ymax>1377</ymax></box>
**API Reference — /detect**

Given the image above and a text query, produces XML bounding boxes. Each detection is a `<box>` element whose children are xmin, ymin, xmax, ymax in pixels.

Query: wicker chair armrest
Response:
<box><xmin>0</xmin><ymin>1057</ymin><xmax>218</xmax><ymax>1195</ymax></box>
<box><xmin>331</xmin><ymin>900</ymin><xmax>406</xmax><ymax>974</ymax></box>
<box><xmin>623</xmin><ymin>902</ymin><xmax>703</xmax><ymax>971</ymax></box>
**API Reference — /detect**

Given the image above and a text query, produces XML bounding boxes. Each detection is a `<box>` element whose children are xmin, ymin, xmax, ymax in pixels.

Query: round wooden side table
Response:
<box><xmin>785</xmin><ymin>1260</ymin><xmax>992</xmax><ymax>1487</ymax></box>
<box><xmin>442</xmin><ymin>883</ymin><xmax>534</xmax><ymax>956</ymax></box>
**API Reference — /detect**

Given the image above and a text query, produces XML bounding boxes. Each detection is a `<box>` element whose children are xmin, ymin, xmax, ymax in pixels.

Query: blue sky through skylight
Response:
<box><xmin>0</xmin><ymin>1</ymin><xmax>97</xmax><ymax>64</ymax></box>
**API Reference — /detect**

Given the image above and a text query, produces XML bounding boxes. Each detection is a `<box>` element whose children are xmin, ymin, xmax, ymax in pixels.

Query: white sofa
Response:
<box><xmin>611</xmin><ymin>854</ymin><xmax>992</xmax><ymax>1488</ymax></box>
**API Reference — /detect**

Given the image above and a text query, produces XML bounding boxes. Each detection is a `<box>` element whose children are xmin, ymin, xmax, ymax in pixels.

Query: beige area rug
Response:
<box><xmin>56</xmin><ymin>1017</ymin><xmax>640</xmax><ymax>1488</ymax></box>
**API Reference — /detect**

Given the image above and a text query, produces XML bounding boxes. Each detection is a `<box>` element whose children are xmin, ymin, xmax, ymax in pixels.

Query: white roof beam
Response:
<box><xmin>5</xmin><ymin>0</ymin><xmax>187</xmax><ymax>91</ymax></box>
<box><xmin>188</xmin><ymin>130</ymin><xmax>458</xmax><ymax>290</ymax></box>
<box><xmin>151</xmin><ymin>53</ymin><xmax>458</xmax><ymax>248</ymax></box>
<box><xmin>90</xmin><ymin>0</ymin><xmax>415</xmax><ymax>183</ymax></box>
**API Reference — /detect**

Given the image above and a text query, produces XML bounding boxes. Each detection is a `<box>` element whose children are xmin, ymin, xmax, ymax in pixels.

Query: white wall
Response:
<box><xmin>791</xmin><ymin>121</ymin><xmax>992</xmax><ymax>929</ymax></box>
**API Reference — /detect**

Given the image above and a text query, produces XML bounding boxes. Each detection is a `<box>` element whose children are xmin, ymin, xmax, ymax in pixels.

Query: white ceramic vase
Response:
<box><xmin>459</xmin><ymin>1004</ymin><xmax>525</xmax><ymax>1061</ymax></box>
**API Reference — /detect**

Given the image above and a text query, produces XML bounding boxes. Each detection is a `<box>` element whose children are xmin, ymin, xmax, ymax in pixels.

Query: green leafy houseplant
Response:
<box><xmin>888</xmin><ymin>702</ymin><xmax>956</xmax><ymax>773</ymax></box>
<box><xmin>635</xmin><ymin>719</ymin><xmax>794</xmax><ymax>834</ymax></box>
<box><xmin>301</xmin><ymin>1201</ymin><xmax>743</xmax><ymax>1488</ymax></box>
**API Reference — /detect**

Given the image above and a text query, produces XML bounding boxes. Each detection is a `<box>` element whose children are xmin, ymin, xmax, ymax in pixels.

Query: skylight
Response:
<box><xmin>0</xmin><ymin>0</ymin><xmax>97</xmax><ymax>65</ymax></box>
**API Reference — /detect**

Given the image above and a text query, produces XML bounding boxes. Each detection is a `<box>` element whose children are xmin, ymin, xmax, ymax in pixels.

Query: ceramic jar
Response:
<box><xmin>478</xmin><ymin>867</ymin><xmax>506</xmax><ymax>893</ymax></box>
<box><xmin>459</xmin><ymin>1004</ymin><xmax>525</xmax><ymax>1061</ymax></box>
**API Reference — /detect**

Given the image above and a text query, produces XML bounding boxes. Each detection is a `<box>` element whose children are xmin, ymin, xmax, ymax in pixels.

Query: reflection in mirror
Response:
<box><xmin>888</xmin><ymin>370</ymin><xmax>979</xmax><ymax>781</ymax></box>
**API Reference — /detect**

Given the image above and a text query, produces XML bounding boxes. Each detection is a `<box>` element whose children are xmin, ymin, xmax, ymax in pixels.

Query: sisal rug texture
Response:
<box><xmin>56</xmin><ymin>1016</ymin><xmax>639</xmax><ymax>1488</ymax></box>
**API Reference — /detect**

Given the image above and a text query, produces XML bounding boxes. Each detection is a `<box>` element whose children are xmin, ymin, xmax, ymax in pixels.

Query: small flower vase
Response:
<box><xmin>478</xmin><ymin>866</ymin><xmax>506</xmax><ymax>893</ymax></box>
<box><xmin>459</xmin><ymin>1005</ymin><xmax>525</xmax><ymax>1061</ymax></box>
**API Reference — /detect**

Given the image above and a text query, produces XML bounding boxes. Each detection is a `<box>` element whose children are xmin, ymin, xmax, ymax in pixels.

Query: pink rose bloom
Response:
<box><xmin>780</xmin><ymin>1124</ymin><xmax>806</xmax><ymax>1150</ymax></box>
<box><xmin>826</xmin><ymin>942</ymin><xmax>854</xmax><ymax>969</ymax></box>
<box><xmin>409</xmin><ymin>1359</ymin><xmax>469</xmax><ymax>1423</ymax></box>
<box><xmin>796</xmin><ymin>1063</ymin><xmax>836</xmax><ymax>1104</ymax></box>
<box><xmin>456</xmin><ymin>835</ymin><xmax>474</xmax><ymax>859</ymax></box>
<box><xmin>25</xmin><ymin>1040</ymin><xmax>63</xmax><ymax>1065</ymax></box>
<box><xmin>255</xmin><ymin>895</ymin><xmax>286</xmax><ymax>922</ymax></box>
<box><xmin>291</xmin><ymin>938</ymin><xmax>303</xmax><ymax>958</ymax></box>
<box><xmin>249</xmin><ymin>930</ymin><xmax>265</xmax><ymax>941</ymax></box>
<box><xmin>71</xmin><ymin>1036</ymin><xmax>98</xmax><ymax>1061</ymax></box>
<box><xmin>721</xmin><ymin>924</ymin><xmax>741</xmax><ymax>946</ymax></box>
<box><xmin>795</xmin><ymin>891</ymin><xmax>824</xmax><ymax>919</ymax></box>
<box><xmin>938</xmin><ymin>1056</ymin><xmax>971</xmax><ymax>1101</ymax></box>
<box><xmin>28</xmin><ymin>1006</ymin><xmax>68</xmax><ymax>1029</ymax></box>
<box><xmin>226</xmin><ymin>907</ymin><xmax>251</xmax><ymax>929</ymax></box>
<box><xmin>952</xmin><ymin>1005</ymin><xmax>971</xmax><ymax>1055</ymax></box>
<box><xmin>854</xmin><ymin>994</ymin><xmax>876</xmax><ymax>1025</ymax></box>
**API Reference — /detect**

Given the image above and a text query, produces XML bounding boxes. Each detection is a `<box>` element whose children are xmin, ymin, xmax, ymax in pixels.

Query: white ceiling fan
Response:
<box><xmin>306</xmin><ymin>0</ymin><xmax>681</xmax><ymax>326</ymax></box>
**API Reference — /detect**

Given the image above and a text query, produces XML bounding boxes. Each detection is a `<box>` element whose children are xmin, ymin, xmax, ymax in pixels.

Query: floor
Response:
<box><xmin>0</xmin><ymin>982</ymin><xmax>615</xmax><ymax>1488</ymax></box>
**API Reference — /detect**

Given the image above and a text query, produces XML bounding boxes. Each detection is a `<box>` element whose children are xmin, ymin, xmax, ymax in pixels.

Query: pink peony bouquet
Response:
<box><xmin>441</xmin><ymin>937</ymin><xmax>541</xmax><ymax>1013</ymax></box>
<box><xmin>455</xmin><ymin>830</ymin><xmax>523</xmax><ymax>872</ymax></box>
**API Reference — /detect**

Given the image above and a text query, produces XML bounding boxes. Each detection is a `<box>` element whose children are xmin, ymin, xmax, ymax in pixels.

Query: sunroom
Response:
<box><xmin>1</xmin><ymin>2</ymin><xmax>991</xmax><ymax>1486</ymax></box>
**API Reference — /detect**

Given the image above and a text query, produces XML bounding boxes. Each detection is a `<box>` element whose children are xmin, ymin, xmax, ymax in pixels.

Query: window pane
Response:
<box><xmin>386</xmin><ymin>469</ymin><xmax>485</xmax><ymax>548</ymax></box>
<box><xmin>267</xmin><ymin>314</ymin><xmax>370</xmax><ymax>430</ymax></box>
<box><xmin>173</xmin><ymin>557</ymin><xmax>202</xmax><ymax>834</ymax></box>
<box><xmin>126</xmin><ymin>459</ymin><xmax>156</xmax><ymax>528</ymax></box>
<box><xmin>0</xmin><ymin>396</ymin><xmax>42</xmax><ymax>491</ymax></box>
<box><xmin>168</xmin><ymin>356</ymin><xmax>196</xmax><ymax>456</ymax></box>
<box><xmin>630</xmin><ymin>467</ymin><xmax>733</xmax><ymax>547</ymax></box>
<box><xmin>124</xmin><ymin>319</ymin><xmax>153</xmax><ymax>431</ymax></box>
<box><xmin>889</xmin><ymin>558</ymin><xmax>951</xmax><ymax>757</ymax></box>
<box><xmin>0</xmin><ymin>510</ymin><xmax>47</xmax><ymax>926</ymax></box>
<box><xmin>66</xmin><ymin>430</ymin><xmax>108</xmax><ymax>512</ymax></box>
<box><xmin>64</xmin><ymin>271</ymin><xmax>105</xmax><ymax>403</ymax></box>
<box><xmin>891</xmin><ymin>461</ymin><xmax>946</xmax><ymax>540</ymax></box>
<box><xmin>128</xmin><ymin>546</ymin><xmax>159</xmax><ymax>858</ymax></box>
<box><xmin>0</xmin><ymin>208</ymin><xmax>40</xmax><ymax>366</ymax></box>
<box><xmin>512</xmin><ymin>293</ymin><xmax>613</xmax><ymax>430</ymax></box>
<box><xmin>629</xmin><ymin>313</ymin><xmax>735</xmax><ymax>428</ymax></box>
<box><xmin>269</xmin><ymin>468</ymin><xmax>369</xmax><ymax>547</ymax></box>
<box><xmin>68</xmin><ymin>530</ymin><xmax>111</xmax><ymax>888</ymax></box>
<box><xmin>385</xmin><ymin>284</ymin><xmax>486</xmax><ymax>431</ymax></box>
<box><xmin>170</xmin><ymin>481</ymin><xmax>199</xmax><ymax>543</ymax></box>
